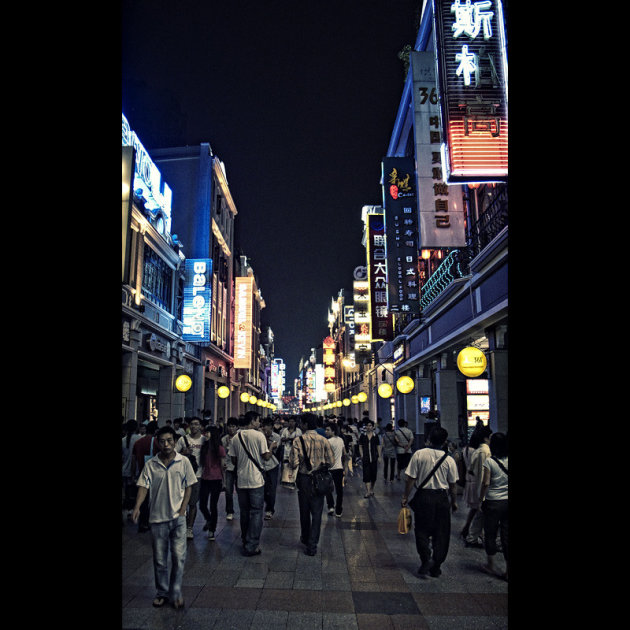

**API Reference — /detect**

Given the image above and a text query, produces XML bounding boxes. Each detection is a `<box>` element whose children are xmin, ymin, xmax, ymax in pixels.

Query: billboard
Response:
<box><xmin>382</xmin><ymin>157</ymin><xmax>420</xmax><ymax>314</ymax></box>
<box><xmin>234</xmin><ymin>277</ymin><xmax>254</xmax><ymax>369</ymax></box>
<box><xmin>433</xmin><ymin>0</ymin><xmax>508</xmax><ymax>183</ymax></box>
<box><xmin>366</xmin><ymin>213</ymin><xmax>393</xmax><ymax>340</ymax></box>
<box><xmin>323</xmin><ymin>336</ymin><xmax>336</xmax><ymax>393</ymax></box>
<box><xmin>410</xmin><ymin>51</ymin><xmax>466</xmax><ymax>248</ymax></box>
<box><xmin>182</xmin><ymin>259</ymin><xmax>213</xmax><ymax>342</ymax></box>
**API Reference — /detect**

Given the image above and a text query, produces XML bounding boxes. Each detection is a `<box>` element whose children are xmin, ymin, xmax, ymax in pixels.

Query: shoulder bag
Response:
<box><xmin>238</xmin><ymin>433</ymin><xmax>266</xmax><ymax>476</ymax></box>
<box><xmin>183</xmin><ymin>437</ymin><xmax>199</xmax><ymax>473</ymax></box>
<box><xmin>408</xmin><ymin>452</ymin><xmax>448</xmax><ymax>510</ymax></box>
<box><xmin>299</xmin><ymin>435</ymin><xmax>334</xmax><ymax>497</ymax></box>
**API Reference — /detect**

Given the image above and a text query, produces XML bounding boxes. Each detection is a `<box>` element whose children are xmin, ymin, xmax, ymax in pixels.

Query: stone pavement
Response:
<box><xmin>122</xmin><ymin>466</ymin><xmax>508</xmax><ymax>629</ymax></box>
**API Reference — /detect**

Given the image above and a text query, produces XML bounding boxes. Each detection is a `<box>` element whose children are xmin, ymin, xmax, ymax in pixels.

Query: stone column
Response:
<box><xmin>435</xmin><ymin>353</ymin><xmax>459</xmax><ymax>442</ymax></box>
<box><xmin>158</xmin><ymin>364</ymin><xmax>176</xmax><ymax>425</ymax></box>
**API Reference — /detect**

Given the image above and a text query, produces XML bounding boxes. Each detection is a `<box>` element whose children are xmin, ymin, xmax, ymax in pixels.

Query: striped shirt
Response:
<box><xmin>289</xmin><ymin>430</ymin><xmax>334</xmax><ymax>474</ymax></box>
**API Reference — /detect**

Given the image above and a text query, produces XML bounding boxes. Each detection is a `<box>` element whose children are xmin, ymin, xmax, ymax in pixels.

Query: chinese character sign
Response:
<box><xmin>411</xmin><ymin>51</ymin><xmax>466</xmax><ymax>248</ymax></box>
<box><xmin>367</xmin><ymin>213</ymin><xmax>394</xmax><ymax>340</ymax></box>
<box><xmin>234</xmin><ymin>277</ymin><xmax>254</xmax><ymax>369</ymax></box>
<box><xmin>433</xmin><ymin>0</ymin><xmax>508</xmax><ymax>182</ymax></box>
<box><xmin>323</xmin><ymin>336</ymin><xmax>336</xmax><ymax>392</ymax></box>
<box><xmin>382</xmin><ymin>157</ymin><xmax>420</xmax><ymax>314</ymax></box>
<box><xmin>182</xmin><ymin>259</ymin><xmax>213</xmax><ymax>342</ymax></box>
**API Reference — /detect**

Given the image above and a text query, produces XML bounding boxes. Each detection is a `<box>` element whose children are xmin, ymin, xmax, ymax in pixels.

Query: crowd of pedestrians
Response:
<box><xmin>122</xmin><ymin>411</ymin><xmax>508</xmax><ymax>610</ymax></box>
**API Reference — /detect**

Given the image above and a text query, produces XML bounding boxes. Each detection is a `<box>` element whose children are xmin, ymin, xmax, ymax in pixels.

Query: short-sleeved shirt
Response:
<box><xmin>327</xmin><ymin>435</ymin><xmax>346</xmax><ymax>470</ymax></box>
<box><xmin>405</xmin><ymin>447</ymin><xmax>458</xmax><ymax>491</ymax></box>
<box><xmin>175</xmin><ymin>433</ymin><xmax>206</xmax><ymax>479</ymax></box>
<box><xmin>137</xmin><ymin>452</ymin><xmax>197</xmax><ymax>523</ymax></box>
<box><xmin>395</xmin><ymin>427</ymin><xmax>414</xmax><ymax>454</ymax></box>
<box><xmin>289</xmin><ymin>430</ymin><xmax>334</xmax><ymax>474</ymax></box>
<box><xmin>201</xmin><ymin>445</ymin><xmax>226</xmax><ymax>481</ymax></box>
<box><xmin>228</xmin><ymin>429</ymin><xmax>269</xmax><ymax>488</ymax></box>
<box><xmin>262</xmin><ymin>431</ymin><xmax>281</xmax><ymax>471</ymax></box>
<box><xmin>483</xmin><ymin>456</ymin><xmax>508</xmax><ymax>500</ymax></box>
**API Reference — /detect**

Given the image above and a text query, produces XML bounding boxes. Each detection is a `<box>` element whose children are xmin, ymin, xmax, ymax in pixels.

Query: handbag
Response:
<box><xmin>397</xmin><ymin>506</ymin><xmax>412</xmax><ymax>534</ymax></box>
<box><xmin>183</xmin><ymin>437</ymin><xmax>199</xmax><ymax>473</ymax></box>
<box><xmin>281</xmin><ymin>462</ymin><xmax>297</xmax><ymax>486</ymax></box>
<box><xmin>408</xmin><ymin>452</ymin><xmax>449</xmax><ymax>510</ymax></box>
<box><xmin>299</xmin><ymin>436</ymin><xmax>334</xmax><ymax>497</ymax></box>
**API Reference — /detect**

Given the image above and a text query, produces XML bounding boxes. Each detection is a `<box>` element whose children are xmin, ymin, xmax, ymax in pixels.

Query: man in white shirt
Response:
<box><xmin>324</xmin><ymin>422</ymin><xmax>346</xmax><ymax>517</ymax></box>
<box><xmin>401</xmin><ymin>427</ymin><xmax>458</xmax><ymax>579</ymax></box>
<box><xmin>132</xmin><ymin>425</ymin><xmax>197</xmax><ymax>609</ymax></box>
<box><xmin>228</xmin><ymin>411</ymin><xmax>272</xmax><ymax>556</ymax></box>
<box><xmin>395</xmin><ymin>419</ymin><xmax>415</xmax><ymax>480</ymax></box>
<box><xmin>261</xmin><ymin>417</ymin><xmax>281</xmax><ymax>519</ymax></box>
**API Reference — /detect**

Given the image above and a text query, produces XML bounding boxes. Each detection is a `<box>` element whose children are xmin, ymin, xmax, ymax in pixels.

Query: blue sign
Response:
<box><xmin>182</xmin><ymin>259</ymin><xmax>212</xmax><ymax>342</ymax></box>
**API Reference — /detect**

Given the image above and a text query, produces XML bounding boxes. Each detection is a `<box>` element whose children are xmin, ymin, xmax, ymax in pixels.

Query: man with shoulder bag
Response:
<box><xmin>401</xmin><ymin>426</ymin><xmax>459</xmax><ymax>578</ymax></box>
<box><xmin>289</xmin><ymin>413</ymin><xmax>335</xmax><ymax>556</ymax></box>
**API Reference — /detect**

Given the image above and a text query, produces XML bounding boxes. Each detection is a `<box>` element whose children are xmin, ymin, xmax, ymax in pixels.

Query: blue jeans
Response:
<box><xmin>150</xmin><ymin>515</ymin><xmax>187</xmax><ymax>601</ymax></box>
<box><xmin>236</xmin><ymin>485</ymin><xmax>265</xmax><ymax>553</ymax></box>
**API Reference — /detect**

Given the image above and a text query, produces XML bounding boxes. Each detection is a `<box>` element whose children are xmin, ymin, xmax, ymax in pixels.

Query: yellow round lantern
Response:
<box><xmin>248</xmin><ymin>395</ymin><xmax>258</xmax><ymax>405</ymax></box>
<box><xmin>336</xmin><ymin>400</ymin><xmax>342</xmax><ymax>408</ymax></box>
<box><xmin>457</xmin><ymin>346</ymin><xmax>487</xmax><ymax>377</ymax></box>
<box><xmin>175</xmin><ymin>374</ymin><xmax>192</xmax><ymax>392</ymax></box>
<box><xmin>357</xmin><ymin>391</ymin><xmax>368</xmax><ymax>403</ymax></box>
<box><xmin>240</xmin><ymin>392</ymin><xmax>250</xmax><ymax>403</ymax></box>
<box><xmin>351</xmin><ymin>395</ymin><xmax>359</xmax><ymax>404</ymax></box>
<box><xmin>378</xmin><ymin>383</ymin><xmax>393</xmax><ymax>398</ymax></box>
<box><xmin>217</xmin><ymin>385</ymin><xmax>230</xmax><ymax>399</ymax></box>
<box><xmin>396</xmin><ymin>376</ymin><xmax>415</xmax><ymax>394</ymax></box>
<box><xmin>342</xmin><ymin>398</ymin><xmax>351</xmax><ymax>406</ymax></box>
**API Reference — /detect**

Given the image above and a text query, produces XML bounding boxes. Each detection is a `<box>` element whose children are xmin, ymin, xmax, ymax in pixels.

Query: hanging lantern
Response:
<box><xmin>351</xmin><ymin>395</ymin><xmax>359</xmax><ymax>404</ymax></box>
<box><xmin>378</xmin><ymin>383</ymin><xmax>393</xmax><ymax>398</ymax></box>
<box><xmin>248</xmin><ymin>395</ymin><xmax>258</xmax><ymax>405</ymax></box>
<box><xmin>457</xmin><ymin>346</ymin><xmax>487</xmax><ymax>377</ymax></box>
<box><xmin>175</xmin><ymin>374</ymin><xmax>192</xmax><ymax>392</ymax></box>
<box><xmin>240</xmin><ymin>392</ymin><xmax>250</xmax><ymax>403</ymax></box>
<box><xmin>342</xmin><ymin>398</ymin><xmax>351</xmax><ymax>406</ymax></box>
<box><xmin>357</xmin><ymin>391</ymin><xmax>368</xmax><ymax>403</ymax></box>
<box><xmin>217</xmin><ymin>385</ymin><xmax>230</xmax><ymax>399</ymax></box>
<box><xmin>396</xmin><ymin>376</ymin><xmax>415</xmax><ymax>394</ymax></box>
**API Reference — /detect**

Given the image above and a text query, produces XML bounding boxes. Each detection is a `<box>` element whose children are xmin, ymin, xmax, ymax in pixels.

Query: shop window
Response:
<box><xmin>141</xmin><ymin>243</ymin><xmax>173</xmax><ymax>312</ymax></box>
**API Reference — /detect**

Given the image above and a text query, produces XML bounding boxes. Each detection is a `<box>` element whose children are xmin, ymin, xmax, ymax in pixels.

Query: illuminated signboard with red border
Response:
<box><xmin>366</xmin><ymin>213</ymin><xmax>393</xmax><ymax>340</ymax></box>
<box><xmin>433</xmin><ymin>0</ymin><xmax>508</xmax><ymax>183</ymax></box>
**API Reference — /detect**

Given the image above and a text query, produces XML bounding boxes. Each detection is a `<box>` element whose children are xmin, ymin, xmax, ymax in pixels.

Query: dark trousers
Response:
<box><xmin>411</xmin><ymin>489</ymin><xmax>451</xmax><ymax>569</ymax></box>
<box><xmin>383</xmin><ymin>457</ymin><xmax>396</xmax><ymax>481</ymax></box>
<box><xmin>198</xmin><ymin>479</ymin><xmax>222</xmax><ymax>532</ymax></box>
<box><xmin>264</xmin><ymin>465</ymin><xmax>280</xmax><ymax>514</ymax></box>
<box><xmin>397</xmin><ymin>452</ymin><xmax>412</xmax><ymax>477</ymax></box>
<box><xmin>482</xmin><ymin>499</ymin><xmax>508</xmax><ymax>560</ymax></box>
<box><xmin>296</xmin><ymin>472</ymin><xmax>325</xmax><ymax>553</ymax></box>
<box><xmin>326</xmin><ymin>468</ymin><xmax>344</xmax><ymax>515</ymax></box>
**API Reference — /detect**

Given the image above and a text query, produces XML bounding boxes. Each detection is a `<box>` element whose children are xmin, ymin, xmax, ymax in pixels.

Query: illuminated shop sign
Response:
<box><xmin>366</xmin><ymin>214</ymin><xmax>393</xmax><ymax>340</ymax></box>
<box><xmin>410</xmin><ymin>51</ymin><xmax>466</xmax><ymax>247</ymax></box>
<box><xmin>182</xmin><ymin>259</ymin><xmax>212</xmax><ymax>342</ymax></box>
<box><xmin>121</xmin><ymin>113</ymin><xmax>173</xmax><ymax>229</ymax></box>
<box><xmin>382</xmin><ymin>157</ymin><xmax>420</xmax><ymax>314</ymax></box>
<box><xmin>234</xmin><ymin>277</ymin><xmax>254</xmax><ymax>369</ymax></box>
<box><xmin>433</xmin><ymin>0</ymin><xmax>508</xmax><ymax>182</ymax></box>
<box><xmin>353</xmin><ymin>281</ymin><xmax>371</xmax><ymax>353</ymax></box>
<box><xmin>323</xmin><ymin>336</ymin><xmax>336</xmax><ymax>392</ymax></box>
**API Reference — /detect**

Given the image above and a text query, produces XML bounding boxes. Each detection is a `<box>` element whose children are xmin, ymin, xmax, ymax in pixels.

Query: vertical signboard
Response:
<box><xmin>122</xmin><ymin>146</ymin><xmax>135</xmax><ymax>284</ymax></box>
<box><xmin>366</xmin><ymin>213</ymin><xmax>394</xmax><ymax>340</ymax></box>
<box><xmin>433</xmin><ymin>0</ymin><xmax>508</xmax><ymax>182</ymax></box>
<box><xmin>323</xmin><ymin>336</ymin><xmax>336</xmax><ymax>393</ymax></box>
<box><xmin>234</xmin><ymin>277</ymin><xmax>254</xmax><ymax>369</ymax></box>
<box><xmin>353</xmin><ymin>280</ymin><xmax>371</xmax><ymax>356</ymax></box>
<box><xmin>182</xmin><ymin>259</ymin><xmax>213</xmax><ymax>342</ymax></box>
<box><xmin>411</xmin><ymin>51</ymin><xmax>466</xmax><ymax>248</ymax></box>
<box><xmin>382</xmin><ymin>157</ymin><xmax>420</xmax><ymax>314</ymax></box>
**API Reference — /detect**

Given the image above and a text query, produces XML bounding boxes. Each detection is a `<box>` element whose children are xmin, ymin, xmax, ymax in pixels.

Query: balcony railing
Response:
<box><xmin>419</xmin><ymin>186</ymin><xmax>508</xmax><ymax>310</ymax></box>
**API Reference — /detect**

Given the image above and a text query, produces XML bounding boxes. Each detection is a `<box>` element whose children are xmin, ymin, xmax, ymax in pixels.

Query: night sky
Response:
<box><xmin>122</xmin><ymin>0</ymin><xmax>421</xmax><ymax>378</ymax></box>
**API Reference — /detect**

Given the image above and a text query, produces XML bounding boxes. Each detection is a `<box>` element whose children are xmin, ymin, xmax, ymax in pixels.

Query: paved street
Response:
<box><xmin>122</xmin><ymin>466</ymin><xmax>508</xmax><ymax>629</ymax></box>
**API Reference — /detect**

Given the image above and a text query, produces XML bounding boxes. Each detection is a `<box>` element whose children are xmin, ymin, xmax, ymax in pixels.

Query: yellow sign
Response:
<box><xmin>396</xmin><ymin>376</ymin><xmax>415</xmax><ymax>394</ymax></box>
<box><xmin>234</xmin><ymin>277</ymin><xmax>254</xmax><ymax>369</ymax></box>
<box><xmin>175</xmin><ymin>374</ymin><xmax>192</xmax><ymax>392</ymax></box>
<box><xmin>457</xmin><ymin>346</ymin><xmax>487</xmax><ymax>377</ymax></box>
<box><xmin>217</xmin><ymin>386</ymin><xmax>230</xmax><ymax>399</ymax></box>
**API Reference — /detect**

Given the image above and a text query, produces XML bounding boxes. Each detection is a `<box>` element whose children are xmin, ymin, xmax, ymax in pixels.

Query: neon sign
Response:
<box><xmin>234</xmin><ymin>277</ymin><xmax>254</xmax><ymax>369</ymax></box>
<box><xmin>121</xmin><ymin>113</ymin><xmax>173</xmax><ymax>230</ymax></box>
<box><xmin>433</xmin><ymin>0</ymin><xmax>508</xmax><ymax>182</ymax></box>
<box><xmin>182</xmin><ymin>259</ymin><xmax>212</xmax><ymax>342</ymax></box>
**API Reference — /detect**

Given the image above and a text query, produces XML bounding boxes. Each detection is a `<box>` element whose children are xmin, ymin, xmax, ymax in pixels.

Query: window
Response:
<box><xmin>141</xmin><ymin>243</ymin><xmax>173</xmax><ymax>312</ymax></box>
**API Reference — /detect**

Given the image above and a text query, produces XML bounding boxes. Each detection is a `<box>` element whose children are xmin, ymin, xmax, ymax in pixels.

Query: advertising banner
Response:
<box><xmin>234</xmin><ymin>277</ymin><xmax>254</xmax><ymax>369</ymax></box>
<box><xmin>410</xmin><ymin>51</ymin><xmax>466</xmax><ymax>248</ymax></box>
<box><xmin>182</xmin><ymin>259</ymin><xmax>213</xmax><ymax>342</ymax></box>
<box><xmin>382</xmin><ymin>157</ymin><xmax>420</xmax><ymax>314</ymax></box>
<box><xmin>366</xmin><ymin>213</ymin><xmax>393</xmax><ymax>340</ymax></box>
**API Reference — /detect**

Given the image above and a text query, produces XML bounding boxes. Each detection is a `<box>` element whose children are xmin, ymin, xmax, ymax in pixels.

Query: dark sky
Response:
<box><xmin>122</xmin><ymin>0</ymin><xmax>420</xmax><ymax>378</ymax></box>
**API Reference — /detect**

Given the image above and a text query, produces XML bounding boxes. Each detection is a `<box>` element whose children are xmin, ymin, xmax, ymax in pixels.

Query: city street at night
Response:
<box><xmin>122</xmin><ymin>470</ymin><xmax>507</xmax><ymax>630</ymax></box>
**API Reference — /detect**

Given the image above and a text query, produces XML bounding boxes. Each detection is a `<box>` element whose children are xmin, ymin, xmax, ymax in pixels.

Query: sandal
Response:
<box><xmin>173</xmin><ymin>598</ymin><xmax>185</xmax><ymax>610</ymax></box>
<box><xmin>152</xmin><ymin>596</ymin><xmax>168</xmax><ymax>608</ymax></box>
